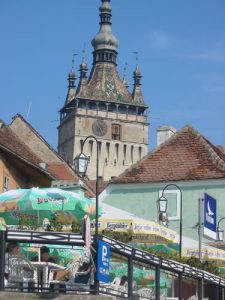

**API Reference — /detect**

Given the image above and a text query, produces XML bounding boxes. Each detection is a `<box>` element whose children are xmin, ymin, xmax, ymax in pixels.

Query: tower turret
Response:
<box><xmin>64</xmin><ymin>56</ymin><xmax>76</xmax><ymax>105</ymax></box>
<box><xmin>132</xmin><ymin>63</ymin><xmax>144</xmax><ymax>104</ymax></box>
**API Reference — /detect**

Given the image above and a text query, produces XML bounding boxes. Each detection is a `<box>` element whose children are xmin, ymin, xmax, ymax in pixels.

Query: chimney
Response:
<box><xmin>157</xmin><ymin>125</ymin><xmax>176</xmax><ymax>146</ymax></box>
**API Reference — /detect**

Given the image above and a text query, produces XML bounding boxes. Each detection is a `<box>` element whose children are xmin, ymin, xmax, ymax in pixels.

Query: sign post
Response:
<box><xmin>203</xmin><ymin>193</ymin><xmax>217</xmax><ymax>240</ymax></box>
<box><xmin>97</xmin><ymin>240</ymin><xmax>110</xmax><ymax>283</ymax></box>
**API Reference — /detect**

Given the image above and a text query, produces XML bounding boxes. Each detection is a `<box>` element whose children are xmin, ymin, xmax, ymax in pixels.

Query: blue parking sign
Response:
<box><xmin>97</xmin><ymin>240</ymin><xmax>110</xmax><ymax>283</ymax></box>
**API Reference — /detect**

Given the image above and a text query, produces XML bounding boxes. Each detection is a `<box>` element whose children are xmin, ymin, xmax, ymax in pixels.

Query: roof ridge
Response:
<box><xmin>12</xmin><ymin>114</ymin><xmax>65</xmax><ymax>163</ymax></box>
<box><xmin>194</xmin><ymin>129</ymin><xmax>225</xmax><ymax>172</ymax></box>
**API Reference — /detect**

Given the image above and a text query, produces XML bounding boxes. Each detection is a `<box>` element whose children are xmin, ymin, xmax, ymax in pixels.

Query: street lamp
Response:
<box><xmin>216</xmin><ymin>217</ymin><xmax>225</xmax><ymax>241</ymax></box>
<box><xmin>74</xmin><ymin>135</ymin><xmax>99</xmax><ymax>294</ymax></box>
<box><xmin>157</xmin><ymin>196</ymin><xmax>168</xmax><ymax>226</ymax></box>
<box><xmin>157</xmin><ymin>184</ymin><xmax>183</xmax><ymax>258</ymax></box>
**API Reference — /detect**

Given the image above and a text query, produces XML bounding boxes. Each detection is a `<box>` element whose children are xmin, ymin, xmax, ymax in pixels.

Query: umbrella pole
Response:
<box><xmin>37</xmin><ymin>209</ymin><xmax>39</xmax><ymax>228</ymax></box>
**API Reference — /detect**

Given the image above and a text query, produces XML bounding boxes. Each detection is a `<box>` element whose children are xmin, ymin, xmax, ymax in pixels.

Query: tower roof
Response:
<box><xmin>75</xmin><ymin>0</ymin><xmax>147</xmax><ymax>107</ymax></box>
<box><xmin>91</xmin><ymin>0</ymin><xmax>119</xmax><ymax>52</ymax></box>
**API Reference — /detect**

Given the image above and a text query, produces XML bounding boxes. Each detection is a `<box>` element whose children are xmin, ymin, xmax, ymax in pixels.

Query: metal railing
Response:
<box><xmin>0</xmin><ymin>230</ymin><xmax>224</xmax><ymax>299</ymax></box>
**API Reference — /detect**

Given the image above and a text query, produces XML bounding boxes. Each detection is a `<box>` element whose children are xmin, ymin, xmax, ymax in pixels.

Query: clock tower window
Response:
<box><xmin>112</xmin><ymin>124</ymin><xmax>121</xmax><ymax>140</ymax></box>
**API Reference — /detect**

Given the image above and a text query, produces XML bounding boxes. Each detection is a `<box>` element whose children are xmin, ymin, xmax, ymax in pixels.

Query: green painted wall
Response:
<box><xmin>102</xmin><ymin>181</ymin><xmax>225</xmax><ymax>242</ymax></box>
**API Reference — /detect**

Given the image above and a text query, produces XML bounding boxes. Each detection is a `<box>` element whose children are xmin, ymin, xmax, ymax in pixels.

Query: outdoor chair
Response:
<box><xmin>48</xmin><ymin>252</ymin><xmax>94</xmax><ymax>293</ymax></box>
<box><xmin>102</xmin><ymin>277</ymin><xmax>128</xmax><ymax>297</ymax></box>
<box><xmin>6</xmin><ymin>256</ymin><xmax>37</xmax><ymax>291</ymax></box>
<box><xmin>136</xmin><ymin>287</ymin><xmax>154</xmax><ymax>299</ymax></box>
<box><xmin>160</xmin><ymin>288</ymin><xmax>167</xmax><ymax>299</ymax></box>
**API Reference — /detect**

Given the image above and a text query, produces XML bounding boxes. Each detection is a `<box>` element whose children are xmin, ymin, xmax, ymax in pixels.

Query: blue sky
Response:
<box><xmin>1</xmin><ymin>0</ymin><xmax>225</xmax><ymax>150</ymax></box>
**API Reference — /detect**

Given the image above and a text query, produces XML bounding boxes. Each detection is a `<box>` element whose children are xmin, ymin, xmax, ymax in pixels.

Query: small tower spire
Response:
<box><xmin>76</xmin><ymin>47</ymin><xmax>88</xmax><ymax>97</ymax></box>
<box><xmin>122</xmin><ymin>62</ymin><xmax>129</xmax><ymax>89</ymax></box>
<box><xmin>132</xmin><ymin>51</ymin><xmax>144</xmax><ymax>104</ymax></box>
<box><xmin>65</xmin><ymin>54</ymin><xmax>77</xmax><ymax>105</ymax></box>
<box><xmin>79</xmin><ymin>46</ymin><xmax>88</xmax><ymax>79</ymax></box>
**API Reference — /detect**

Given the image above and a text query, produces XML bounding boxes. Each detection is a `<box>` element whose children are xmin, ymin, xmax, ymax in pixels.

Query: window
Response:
<box><xmin>138</xmin><ymin>146</ymin><xmax>142</xmax><ymax>160</ymax></box>
<box><xmin>106</xmin><ymin>142</ymin><xmax>110</xmax><ymax>159</ymax></box>
<box><xmin>158</xmin><ymin>189</ymin><xmax>181</xmax><ymax>221</ymax></box>
<box><xmin>112</xmin><ymin>124</ymin><xmax>121</xmax><ymax>140</ymax></box>
<box><xmin>3</xmin><ymin>176</ymin><xmax>9</xmax><ymax>192</ymax></box>
<box><xmin>131</xmin><ymin>145</ymin><xmax>134</xmax><ymax>163</ymax></box>
<box><xmin>115</xmin><ymin>143</ymin><xmax>119</xmax><ymax>161</ymax></box>
<box><xmin>123</xmin><ymin>145</ymin><xmax>127</xmax><ymax>164</ymax></box>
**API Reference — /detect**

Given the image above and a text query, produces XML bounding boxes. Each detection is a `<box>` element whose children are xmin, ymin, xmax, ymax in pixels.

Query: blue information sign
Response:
<box><xmin>203</xmin><ymin>193</ymin><xmax>217</xmax><ymax>240</ymax></box>
<box><xmin>97</xmin><ymin>240</ymin><xmax>110</xmax><ymax>283</ymax></box>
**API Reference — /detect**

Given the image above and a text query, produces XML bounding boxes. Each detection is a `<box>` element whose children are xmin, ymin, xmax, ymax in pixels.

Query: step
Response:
<box><xmin>0</xmin><ymin>292</ymin><xmax>116</xmax><ymax>300</ymax></box>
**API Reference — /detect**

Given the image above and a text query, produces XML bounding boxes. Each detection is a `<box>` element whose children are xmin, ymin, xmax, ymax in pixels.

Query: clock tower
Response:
<box><xmin>58</xmin><ymin>0</ymin><xmax>149</xmax><ymax>181</ymax></box>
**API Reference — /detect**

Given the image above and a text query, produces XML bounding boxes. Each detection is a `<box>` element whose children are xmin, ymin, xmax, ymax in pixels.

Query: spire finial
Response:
<box><xmin>82</xmin><ymin>44</ymin><xmax>86</xmax><ymax>62</ymax></box>
<box><xmin>133</xmin><ymin>51</ymin><xmax>139</xmax><ymax>66</ymax></box>
<box><xmin>122</xmin><ymin>62</ymin><xmax>129</xmax><ymax>88</ymax></box>
<box><xmin>72</xmin><ymin>53</ymin><xmax>78</xmax><ymax>69</ymax></box>
<box><xmin>123</xmin><ymin>62</ymin><xmax>128</xmax><ymax>80</ymax></box>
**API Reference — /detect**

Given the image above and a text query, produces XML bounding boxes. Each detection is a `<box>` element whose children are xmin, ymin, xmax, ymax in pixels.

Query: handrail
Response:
<box><xmin>1</xmin><ymin>229</ymin><xmax>225</xmax><ymax>291</ymax></box>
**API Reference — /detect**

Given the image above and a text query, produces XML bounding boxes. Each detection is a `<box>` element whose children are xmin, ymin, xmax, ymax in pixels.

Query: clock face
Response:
<box><xmin>92</xmin><ymin>120</ymin><xmax>108</xmax><ymax>137</ymax></box>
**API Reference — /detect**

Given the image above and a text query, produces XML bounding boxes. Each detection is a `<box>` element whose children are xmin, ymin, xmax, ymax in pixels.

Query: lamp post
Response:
<box><xmin>74</xmin><ymin>135</ymin><xmax>99</xmax><ymax>294</ymax></box>
<box><xmin>158</xmin><ymin>184</ymin><xmax>183</xmax><ymax>258</ymax></box>
<box><xmin>216</xmin><ymin>217</ymin><xmax>225</xmax><ymax>241</ymax></box>
<box><xmin>157</xmin><ymin>196</ymin><xmax>168</xmax><ymax>227</ymax></box>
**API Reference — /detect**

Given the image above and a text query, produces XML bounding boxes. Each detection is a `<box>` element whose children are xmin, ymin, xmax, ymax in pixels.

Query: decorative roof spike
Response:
<box><xmin>132</xmin><ymin>52</ymin><xmax>144</xmax><ymax>104</ymax></box>
<box><xmin>91</xmin><ymin>0</ymin><xmax>119</xmax><ymax>64</ymax></box>
<box><xmin>65</xmin><ymin>54</ymin><xmax>77</xmax><ymax>105</ymax></box>
<box><xmin>79</xmin><ymin>46</ymin><xmax>88</xmax><ymax>79</ymax></box>
<box><xmin>76</xmin><ymin>47</ymin><xmax>88</xmax><ymax>97</ymax></box>
<box><xmin>122</xmin><ymin>62</ymin><xmax>129</xmax><ymax>89</ymax></box>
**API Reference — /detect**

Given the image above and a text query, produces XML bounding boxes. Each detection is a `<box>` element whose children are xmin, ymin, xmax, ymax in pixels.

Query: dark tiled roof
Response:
<box><xmin>0</xmin><ymin>124</ymin><xmax>42</xmax><ymax>167</ymax></box>
<box><xmin>76</xmin><ymin>63</ymin><xmax>145</xmax><ymax>105</ymax></box>
<box><xmin>111</xmin><ymin>125</ymin><xmax>225</xmax><ymax>184</ymax></box>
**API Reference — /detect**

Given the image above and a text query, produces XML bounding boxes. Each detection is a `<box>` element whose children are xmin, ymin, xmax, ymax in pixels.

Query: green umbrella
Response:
<box><xmin>148</xmin><ymin>244</ymin><xmax>177</xmax><ymax>255</ymax></box>
<box><xmin>109</xmin><ymin>261</ymin><xmax>167</xmax><ymax>288</ymax></box>
<box><xmin>0</xmin><ymin>187</ymin><xmax>100</xmax><ymax>226</ymax></box>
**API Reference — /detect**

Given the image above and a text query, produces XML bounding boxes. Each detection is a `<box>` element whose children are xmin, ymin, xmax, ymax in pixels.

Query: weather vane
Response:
<box><xmin>72</xmin><ymin>53</ymin><xmax>78</xmax><ymax>68</ymax></box>
<box><xmin>123</xmin><ymin>62</ymin><xmax>128</xmax><ymax>79</ymax></box>
<box><xmin>132</xmin><ymin>51</ymin><xmax>139</xmax><ymax>65</ymax></box>
<box><xmin>82</xmin><ymin>43</ymin><xmax>86</xmax><ymax>62</ymax></box>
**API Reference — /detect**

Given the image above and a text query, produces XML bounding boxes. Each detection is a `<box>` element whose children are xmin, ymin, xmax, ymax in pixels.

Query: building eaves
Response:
<box><xmin>0</xmin><ymin>144</ymin><xmax>54</xmax><ymax>180</ymax></box>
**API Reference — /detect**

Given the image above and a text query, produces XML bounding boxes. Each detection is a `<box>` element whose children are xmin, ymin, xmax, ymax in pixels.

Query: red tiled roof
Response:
<box><xmin>48</xmin><ymin>163</ymin><xmax>76</xmax><ymax>180</ymax></box>
<box><xmin>87</xmin><ymin>180</ymin><xmax>109</xmax><ymax>195</ymax></box>
<box><xmin>112</xmin><ymin>125</ymin><xmax>225</xmax><ymax>184</ymax></box>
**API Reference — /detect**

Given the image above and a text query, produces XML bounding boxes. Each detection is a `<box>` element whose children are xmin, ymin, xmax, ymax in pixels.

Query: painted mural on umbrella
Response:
<box><xmin>0</xmin><ymin>188</ymin><xmax>99</xmax><ymax>226</ymax></box>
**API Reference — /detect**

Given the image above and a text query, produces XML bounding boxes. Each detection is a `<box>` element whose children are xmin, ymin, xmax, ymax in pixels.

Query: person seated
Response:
<box><xmin>5</xmin><ymin>242</ymin><xmax>21</xmax><ymax>282</ymax></box>
<box><xmin>120</xmin><ymin>275</ymin><xmax>128</xmax><ymax>286</ymax></box>
<box><xmin>74</xmin><ymin>261</ymin><xmax>92</xmax><ymax>285</ymax></box>
<box><xmin>32</xmin><ymin>246</ymin><xmax>56</xmax><ymax>263</ymax></box>
<box><xmin>5</xmin><ymin>242</ymin><xmax>34</xmax><ymax>292</ymax></box>
<box><xmin>32</xmin><ymin>246</ymin><xmax>57</xmax><ymax>291</ymax></box>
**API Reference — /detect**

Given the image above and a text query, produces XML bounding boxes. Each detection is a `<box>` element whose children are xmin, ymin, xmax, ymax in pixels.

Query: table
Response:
<box><xmin>31</xmin><ymin>261</ymin><xmax>65</xmax><ymax>290</ymax></box>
